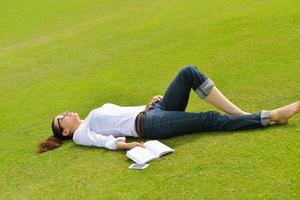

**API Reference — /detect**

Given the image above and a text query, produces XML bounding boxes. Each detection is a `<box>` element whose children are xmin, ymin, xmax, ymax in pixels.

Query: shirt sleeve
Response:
<box><xmin>73</xmin><ymin>128</ymin><xmax>126</xmax><ymax>150</ymax></box>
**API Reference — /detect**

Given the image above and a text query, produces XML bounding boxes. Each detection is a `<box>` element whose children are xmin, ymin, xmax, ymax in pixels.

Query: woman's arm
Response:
<box><xmin>116</xmin><ymin>141</ymin><xmax>144</xmax><ymax>150</ymax></box>
<box><xmin>73</xmin><ymin>128</ymin><xmax>127</xmax><ymax>150</ymax></box>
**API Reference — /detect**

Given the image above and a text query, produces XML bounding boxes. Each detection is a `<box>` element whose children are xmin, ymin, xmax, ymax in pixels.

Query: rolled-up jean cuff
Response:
<box><xmin>195</xmin><ymin>79</ymin><xmax>215</xmax><ymax>99</ymax></box>
<box><xmin>260</xmin><ymin>110</ymin><xmax>270</xmax><ymax>126</ymax></box>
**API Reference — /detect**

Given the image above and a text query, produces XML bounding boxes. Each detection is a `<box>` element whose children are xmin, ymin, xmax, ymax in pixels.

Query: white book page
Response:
<box><xmin>144</xmin><ymin>140</ymin><xmax>174</xmax><ymax>157</ymax></box>
<box><xmin>126</xmin><ymin>146</ymin><xmax>157</xmax><ymax>164</ymax></box>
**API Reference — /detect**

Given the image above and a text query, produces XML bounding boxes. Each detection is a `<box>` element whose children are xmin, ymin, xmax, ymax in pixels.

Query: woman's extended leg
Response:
<box><xmin>141</xmin><ymin>110</ymin><xmax>264</xmax><ymax>139</ymax></box>
<box><xmin>141</xmin><ymin>101</ymin><xmax>300</xmax><ymax>138</ymax></box>
<box><xmin>156</xmin><ymin>65</ymin><xmax>247</xmax><ymax>115</ymax></box>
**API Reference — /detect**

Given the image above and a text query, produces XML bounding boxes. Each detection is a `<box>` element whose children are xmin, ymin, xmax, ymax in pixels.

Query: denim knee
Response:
<box><xmin>180</xmin><ymin>64</ymin><xmax>199</xmax><ymax>74</ymax></box>
<box><xmin>179</xmin><ymin>64</ymin><xmax>206</xmax><ymax>81</ymax></box>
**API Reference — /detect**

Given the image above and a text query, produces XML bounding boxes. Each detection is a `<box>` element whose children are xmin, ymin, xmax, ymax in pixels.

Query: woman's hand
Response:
<box><xmin>126</xmin><ymin>142</ymin><xmax>145</xmax><ymax>150</ymax></box>
<box><xmin>151</xmin><ymin>95</ymin><xmax>163</xmax><ymax>104</ymax></box>
<box><xmin>145</xmin><ymin>95</ymin><xmax>164</xmax><ymax>111</ymax></box>
<box><xmin>116</xmin><ymin>141</ymin><xmax>145</xmax><ymax>150</ymax></box>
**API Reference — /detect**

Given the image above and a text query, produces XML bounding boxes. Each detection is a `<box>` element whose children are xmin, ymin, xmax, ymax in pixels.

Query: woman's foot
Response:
<box><xmin>270</xmin><ymin>101</ymin><xmax>300</xmax><ymax>124</ymax></box>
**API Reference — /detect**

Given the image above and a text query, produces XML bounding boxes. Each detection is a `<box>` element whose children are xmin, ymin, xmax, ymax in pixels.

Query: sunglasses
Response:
<box><xmin>57</xmin><ymin>114</ymin><xmax>65</xmax><ymax>134</ymax></box>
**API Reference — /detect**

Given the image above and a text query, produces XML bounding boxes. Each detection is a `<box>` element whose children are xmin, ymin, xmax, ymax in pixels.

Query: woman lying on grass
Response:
<box><xmin>37</xmin><ymin>65</ymin><xmax>300</xmax><ymax>153</ymax></box>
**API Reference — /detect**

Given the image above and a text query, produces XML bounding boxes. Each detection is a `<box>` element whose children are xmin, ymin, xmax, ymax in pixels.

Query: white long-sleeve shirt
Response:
<box><xmin>72</xmin><ymin>103</ymin><xmax>146</xmax><ymax>150</ymax></box>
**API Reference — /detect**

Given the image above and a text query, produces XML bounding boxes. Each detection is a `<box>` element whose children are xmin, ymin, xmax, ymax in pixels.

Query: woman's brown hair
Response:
<box><xmin>37</xmin><ymin>117</ymin><xmax>73</xmax><ymax>154</ymax></box>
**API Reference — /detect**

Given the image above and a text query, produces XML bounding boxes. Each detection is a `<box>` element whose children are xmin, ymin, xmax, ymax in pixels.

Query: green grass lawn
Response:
<box><xmin>1</xmin><ymin>0</ymin><xmax>300</xmax><ymax>199</ymax></box>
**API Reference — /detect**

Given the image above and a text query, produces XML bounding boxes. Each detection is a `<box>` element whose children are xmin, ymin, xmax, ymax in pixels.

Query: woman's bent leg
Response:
<box><xmin>140</xmin><ymin>109</ymin><xmax>270</xmax><ymax>139</ymax></box>
<box><xmin>157</xmin><ymin>64</ymin><xmax>246</xmax><ymax>115</ymax></box>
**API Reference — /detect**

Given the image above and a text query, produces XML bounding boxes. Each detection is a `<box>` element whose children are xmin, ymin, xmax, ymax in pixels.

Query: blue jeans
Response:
<box><xmin>140</xmin><ymin>65</ymin><xmax>270</xmax><ymax>139</ymax></box>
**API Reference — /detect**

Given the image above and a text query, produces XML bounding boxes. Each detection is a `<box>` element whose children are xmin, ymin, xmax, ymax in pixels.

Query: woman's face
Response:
<box><xmin>54</xmin><ymin>112</ymin><xmax>81</xmax><ymax>136</ymax></box>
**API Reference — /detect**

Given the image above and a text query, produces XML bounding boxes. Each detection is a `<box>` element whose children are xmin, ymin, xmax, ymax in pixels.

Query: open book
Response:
<box><xmin>126</xmin><ymin>140</ymin><xmax>174</xmax><ymax>164</ymax></box>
